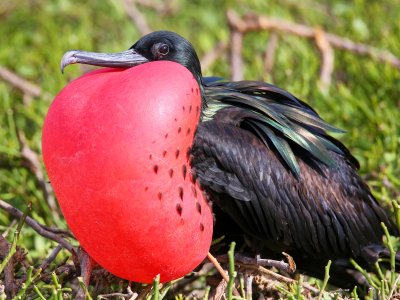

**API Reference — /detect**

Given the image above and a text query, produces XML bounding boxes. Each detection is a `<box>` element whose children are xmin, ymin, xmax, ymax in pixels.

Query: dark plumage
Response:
<box><xmin>191</xmin><ymin>106</ymin><xmax>395</xmax><ymax>287</ymax></box>
<box><xmin>61</xmin><ymin>30</ymin><xmax>398</xmax><ymax>288</ymax></box>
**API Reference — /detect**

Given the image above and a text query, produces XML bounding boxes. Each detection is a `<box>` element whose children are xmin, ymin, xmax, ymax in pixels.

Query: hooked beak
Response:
<box><xmin>60</xmin><ymin>49</ymin><xmax>149</xmax><ymax>73</ymax></box>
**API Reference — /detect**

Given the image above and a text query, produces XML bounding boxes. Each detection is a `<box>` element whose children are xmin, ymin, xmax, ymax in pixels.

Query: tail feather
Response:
<box><xmin>361</xmin><ymin>243</ymin><xmax>400</xmax><ymax>270</ymax></box>
<box><xmin>379</xmin><ymin>247</ymin><xmax>400</xmax><ymax>266</ymax></box>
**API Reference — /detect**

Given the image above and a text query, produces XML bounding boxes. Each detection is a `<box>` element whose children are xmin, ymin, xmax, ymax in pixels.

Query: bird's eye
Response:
<box><xmin>158</xmin><ymin>44</ymin><xmax>169</xmax><ymax>55</ymax></box>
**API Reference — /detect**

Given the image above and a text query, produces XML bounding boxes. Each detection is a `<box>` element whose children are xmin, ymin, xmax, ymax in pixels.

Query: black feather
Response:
<box><xmin>203</xmin><ymin>80</ymin><xmax>351</xmax><ymax>176</ymax></box>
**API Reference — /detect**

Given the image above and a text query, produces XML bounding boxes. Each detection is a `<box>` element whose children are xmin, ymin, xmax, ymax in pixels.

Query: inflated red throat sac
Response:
<box><xmin>42</xmin><ymin>61</ymin><xmax>213</xmax><ymax>283</ymax></box>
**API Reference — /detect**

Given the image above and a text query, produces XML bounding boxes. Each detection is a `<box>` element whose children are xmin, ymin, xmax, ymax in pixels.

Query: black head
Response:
<box><xmin>130</xmin><ymin>31</ymin><xmax>202</xmax><ymax>82</ymax></box>
<box><xmin>61</xmin><ymin>31</ymin><xmax>203</xmax><ymax>84</ymax></box>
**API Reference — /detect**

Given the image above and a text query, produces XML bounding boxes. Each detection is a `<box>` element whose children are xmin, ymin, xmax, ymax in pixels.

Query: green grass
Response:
<box><xmin>0</xmin><ymin>0</ymin><xmax>399</xmax><ymax>298</ymax></box>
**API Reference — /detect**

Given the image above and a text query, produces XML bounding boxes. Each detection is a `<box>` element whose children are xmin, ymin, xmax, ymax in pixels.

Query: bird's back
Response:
<box><xmin>189</xmin><ymin>81</ymin><xmax>397</xmax><ymax>286</ymax></box>
<box><xmin>192</xmin><ymin>117</ymin><xmax>395</xmax><ymax>259</ymax></box>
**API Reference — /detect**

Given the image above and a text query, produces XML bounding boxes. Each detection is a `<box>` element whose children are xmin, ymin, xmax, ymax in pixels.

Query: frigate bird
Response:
<box><xmin>60</xmin><ymin>30</ymin><xmax>398</xmax><ymax>288</ymax></box>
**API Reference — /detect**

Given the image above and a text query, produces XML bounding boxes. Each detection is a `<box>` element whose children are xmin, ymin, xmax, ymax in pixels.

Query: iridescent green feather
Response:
<box><xmin>203</xmin><ymin>78</ymin><xmax>347</xmax><ymax>177</ymax></box>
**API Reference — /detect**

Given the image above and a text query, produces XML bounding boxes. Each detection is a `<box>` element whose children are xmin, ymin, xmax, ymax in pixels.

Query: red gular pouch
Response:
<box><xmin>42</xmin><ymin>61</ymin><xmax>213</xmax><ymax>283</ymax></box>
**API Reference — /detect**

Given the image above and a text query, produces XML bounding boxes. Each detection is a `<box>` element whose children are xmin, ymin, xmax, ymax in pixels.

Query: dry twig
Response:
<box><xmin>135</xmin><ymin>0</ymin><xmax>176</xmax><ymax>15</ymax></box>
<box><xmin>210</xmin><ymin>279</ymin><xmax>227</xmax><ymax>300</ymax></box>
<box><xmin>315</xmin><ymin>28</ymin><xmax>334</xmax><ymax>91</ymax></box>
<box><xmin>0</xmin><ymin>235</ymin><xmax>16</xmax><ymax>298</ymax></box>
<box><xmin>207</xmin><ymin>252</ymin><xmax>241</xmax><ymax>297</ymax></box>
<box><xmin>201</xmin><ymin>41</ymin><xmax>228</xmax><ymax>72</ymax></box>
<box><xmin>2</xmin><ymin>219</ymin><xmax>17</xmax><ymax>238</ymax></box>
<box><xmin>98</xmin><ymin>286</ymin><xmax>138</xmax><ymax>300</ymax></box>
<box><xmin>0</xmin><ymin>66</ymin><xmax>41</xmax><ymax>98</ymax></box>
<box><xmin>216</xmin><ymin>253</ymin><xmax>296</xmax><ymax>274</ymax></box>
<box><xmin>244</xmin><ymin>264</ymin><xmax>320</xmax><ymax>294</ymax></box>
<box><xmin>263</xmin><ymin>32</ymin><xmax>278</xmax><ymax>77</ymax></box>
<box><xmin>75</xmin><ymin>249</ymin><xmax>97</xmax><ymax>300</ymax></box>
<box><xmin>39</xmin><ymin>245</ymin><xmax>63</xmax><ymax>271</ymax></box>
<box><xmin>213</xmin><ymin>252</ymin><xmax>319</xmax><ymax>295</ymax></box>
<box><xmin>229</xmin><ymin>29</ymin><xmax>244</xmax><ymax>81</ymax></box>
<box><xmin>246</xmin><ymin>274</ymin><xmax>253</xmax><ymax>299</ymax></box>
<box><xmin>17</xmin><ymin>130</ymin><xmax>60</xmax><ymax>221</ymax></box>
<box><xmin>0</xmin><ymin>199</ymin><xmax>74</xmax><ymax>252</ymax></box>
<box><xmin>123</xmin><ymin>0</ymin><xmax>152</xmax><ymax>35</ymax></box>
<box><xmin>226</xmin><ymin>10</ymin><xmax>400</xmax><ymax>86</ymax></box>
